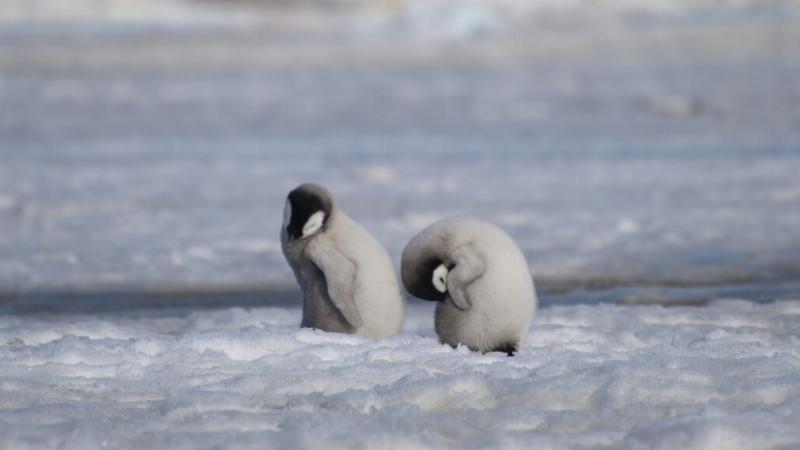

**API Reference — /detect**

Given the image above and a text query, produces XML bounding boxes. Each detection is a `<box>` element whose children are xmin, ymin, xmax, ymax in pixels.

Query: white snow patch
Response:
<box><xmin>1</xmin><ymin>300</ymin><xmax>799</xmax><ymax>448</ymax></box>
<box><xmin>0</xmin><ymin>194</ymin><xmax>17</xmax><ymax>212</ymax></box>
<box><xmin>350</xmin><ymin>165</ymin><xmax>398</xmax><ymax>185</ymax></box>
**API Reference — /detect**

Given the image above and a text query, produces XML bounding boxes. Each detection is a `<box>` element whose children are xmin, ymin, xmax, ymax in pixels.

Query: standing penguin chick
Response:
<box><xmin>280</xmin><ymin>183</ymin><xmax>404</xmax><ymax>338</ymax></box>
<box><xmin>401</xmin><ymin>218</ymin><xmax>537</xmax><ymax>355</ymax></box>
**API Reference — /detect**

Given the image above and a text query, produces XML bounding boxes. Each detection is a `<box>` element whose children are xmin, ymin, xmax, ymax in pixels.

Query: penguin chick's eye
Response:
<box><xmin>282</xmin><ymin>199</ymin><xmax>292</xmax><ymax>230</ymax></box>
<box><xmin>432</xmin><ymin>264</ymin><xmax>448</xmax><ymax>293</ymax></box>
<box><xmin>301</xmin><ymin>211</ymin><xmax>326</xmax><ymax>238</ymax></box>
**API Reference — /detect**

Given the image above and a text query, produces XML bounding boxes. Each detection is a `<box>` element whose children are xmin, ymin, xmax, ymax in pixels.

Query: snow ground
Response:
<box><xmin>1</xmin><ymin>300</ymin><xmax>799</xmax><ymax>449</ymax></box>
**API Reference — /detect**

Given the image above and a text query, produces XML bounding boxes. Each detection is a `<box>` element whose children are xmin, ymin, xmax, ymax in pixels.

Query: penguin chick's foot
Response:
<box><xmin>490</xmin><ymin>342</ymin><xmax>517</xmax><ymax>357</ymax></box>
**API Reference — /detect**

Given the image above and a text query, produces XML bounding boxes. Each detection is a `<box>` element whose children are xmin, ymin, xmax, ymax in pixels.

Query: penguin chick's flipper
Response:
<box><xmin>306</xmin><ymin>238</ymin><xmax>364</xmax><ymax>328</ymax></box>
<box><xmin>446</xmin><ymin>245</ymin><xmax>486</xmax><ymax>311</ymax></box>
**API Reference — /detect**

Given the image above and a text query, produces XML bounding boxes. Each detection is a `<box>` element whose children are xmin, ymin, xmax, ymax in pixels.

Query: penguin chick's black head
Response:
<box><xmin>284</xmin><ymin>183</ymin><xmax>333</xmax><ymax>240</ymax></box>
<box><xmin>402</xmin><ymin>257</ymin><xmax>450</xmax><ymax>302</ymax></box>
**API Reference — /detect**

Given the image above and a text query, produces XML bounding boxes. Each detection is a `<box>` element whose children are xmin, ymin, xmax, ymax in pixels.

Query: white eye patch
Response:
<box><xmin>301</xmin><ymin>211</ymin><xmax>326</xmax><ymax>238</ymax></box>
<box><xmin>432</xmin><ymin>264</ymin><xmax>449</xmax><ymax>293</ymax></box>
<box><xmin>282</xmin><ymin>199</ymin><xmax>292</xmax><ymax>229</ymax></box>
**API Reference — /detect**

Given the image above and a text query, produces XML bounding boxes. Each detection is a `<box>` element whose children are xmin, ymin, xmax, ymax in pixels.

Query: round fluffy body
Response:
<box><xmin>401</xmin><ymin>218</ymin><xmax>537</xmax><ymax>354</ymax></box>
<box><xmin>281</xmin><ymin>183</ymin><xmax>404</xmax><ymax>338</ymax></box>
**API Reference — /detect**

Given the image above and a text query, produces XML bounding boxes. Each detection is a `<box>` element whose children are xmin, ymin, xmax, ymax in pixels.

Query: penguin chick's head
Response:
<box><xmin>432</xmin><ymin>264</ymin><xmax>449</xmax><ymax>293</ymax></box>
<box><xmin>284</xmin><ymin>183</ymin><xmax>333</xmax><ymax>240</ymax></box>
<box><xmin>402</xmin><ymin>256</ymin><xmax>451</xmax><ymax>302</ymax></box>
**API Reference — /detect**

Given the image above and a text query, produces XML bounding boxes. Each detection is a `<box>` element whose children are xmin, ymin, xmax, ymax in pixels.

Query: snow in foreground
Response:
<box><xmin>1</xmin><ymin>300</ymin><xmax>799</xmax><ymax>449</ymax></box>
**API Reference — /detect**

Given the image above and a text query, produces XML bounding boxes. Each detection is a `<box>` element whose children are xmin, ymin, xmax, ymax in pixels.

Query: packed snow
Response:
<box><xmin>1</xmin><ymin>300</ymin><xmax>799</xmax><ymax>449</ymax></box>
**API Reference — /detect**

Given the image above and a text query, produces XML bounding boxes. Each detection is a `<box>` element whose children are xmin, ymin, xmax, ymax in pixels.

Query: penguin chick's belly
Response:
<box><xmin>355</xmin><ymin>284</ymin><xmax>404</xmax><ymax>338</ymax></box>
<box><xmin>434</xmin><ymin>286</ymin><xmax>534</xmax><ymax>353</ymax></box>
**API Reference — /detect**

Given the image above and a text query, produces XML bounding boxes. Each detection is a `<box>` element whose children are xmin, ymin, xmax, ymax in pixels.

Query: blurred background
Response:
<box><xmin>1</xmin><ymin>0</ymin><xmax>799</xmax><ymax>311</ymax></box>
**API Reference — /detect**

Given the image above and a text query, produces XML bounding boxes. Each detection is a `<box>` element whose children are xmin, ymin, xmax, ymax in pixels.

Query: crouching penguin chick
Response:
<box><xmin>401</xmin><ymin>218</ymin><xmax>537</xmax><ymax>355</ymax></box>
<box><xmin>280</xmin><ymin>183</ymin><xmax>404</xmax><ymax>338</ymax></box>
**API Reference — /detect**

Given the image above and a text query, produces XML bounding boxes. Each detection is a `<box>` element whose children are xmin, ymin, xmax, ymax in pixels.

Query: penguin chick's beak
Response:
<box><xmin>282</xmin><ymin>199</ymin><xmax>292</xmax><ymax>234</ymax></box>
<box><xmin>432</xmin><ymin>264</ymin><xmax>449</xmax><ymax>293</ymax></box>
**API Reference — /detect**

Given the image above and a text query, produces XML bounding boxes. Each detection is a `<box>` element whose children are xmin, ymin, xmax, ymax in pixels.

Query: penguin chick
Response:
<box><xmin>280</xmin><ymin>183</ymin><xmax>404</xmax><ymax>338</ymax></box>
<box><xmin>401</xmin><ymin>218</ymin><xmax>537</xmax><ymax>355</ymax></box>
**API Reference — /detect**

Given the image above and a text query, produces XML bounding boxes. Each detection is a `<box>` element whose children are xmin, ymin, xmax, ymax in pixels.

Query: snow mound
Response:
<box><xmin>1</xmin><ymin>300</ymin><xmax>799</xmax><ymax>448</ymax></box>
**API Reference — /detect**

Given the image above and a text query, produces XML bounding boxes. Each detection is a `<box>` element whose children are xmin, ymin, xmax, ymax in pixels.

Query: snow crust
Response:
<box><xmin>1</xmin><ymin>300</ymin><xmax>799</xmax><ymax>449</ymax></box>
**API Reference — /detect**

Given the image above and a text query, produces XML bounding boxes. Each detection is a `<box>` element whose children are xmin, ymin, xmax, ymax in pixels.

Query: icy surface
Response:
<box><xmin>1</xmin><ymin>300</ymin><xmax>799</xmax><ymax>449</ymax></box>
<box><xmin>1</xmin><ymin>11</ymin><xmax>799</xmax><ymax>293</ymax></box>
